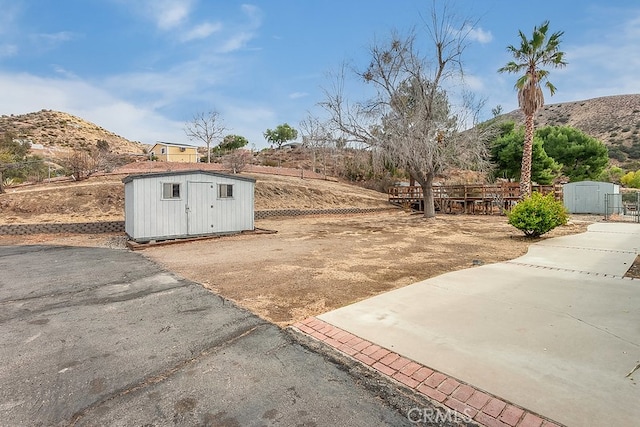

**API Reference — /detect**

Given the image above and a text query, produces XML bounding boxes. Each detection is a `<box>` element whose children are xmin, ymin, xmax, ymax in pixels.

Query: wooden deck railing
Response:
<box><xmin>388</xmin><ymin>183</ymin><xmax>562</xmax><ymax>214</ymax></box>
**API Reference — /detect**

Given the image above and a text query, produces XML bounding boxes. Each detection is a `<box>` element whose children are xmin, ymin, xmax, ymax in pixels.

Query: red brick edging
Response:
<box><xmin>292</xmin><ymin>317</ymin><xmax>563</xmax><ymax>427</ymax></box>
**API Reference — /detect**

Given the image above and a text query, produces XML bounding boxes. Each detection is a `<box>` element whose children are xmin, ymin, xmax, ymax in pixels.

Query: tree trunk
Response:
<box><xmin>520</xmin><ymin>113</ymin><xmax>534</xmax><ymax>198</ymax></box>
<box><xmin>207</xmin><ymin>143</ymin><xmax>211</xmax><ymax>163</ymax></box>
<box><xmin>421</xmin><ymin>173</ymin><xmax>436</xmax><ymax>218</ymax></box>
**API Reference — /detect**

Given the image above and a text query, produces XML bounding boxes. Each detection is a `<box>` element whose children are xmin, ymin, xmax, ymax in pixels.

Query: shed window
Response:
<box><xmin>218</xmin><ymin>184</ymin><xmax>233</xmax><ymax>198</ymax></box>
<box><xmin>161</xmin><ymin>147</ymin><xmax>166</xmax><ymax>154</ymax></box>
<box><xmin>162</xmin><ymin>183</ymin><xmax>181</xmax><ymax>199</ymax></box>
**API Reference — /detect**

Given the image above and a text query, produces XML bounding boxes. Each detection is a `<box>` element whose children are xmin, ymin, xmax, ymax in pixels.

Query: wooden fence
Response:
<box><xmin>388</xmin><ymin>183</ymin><xmax>562</xmax><ymax>214</ymax></box>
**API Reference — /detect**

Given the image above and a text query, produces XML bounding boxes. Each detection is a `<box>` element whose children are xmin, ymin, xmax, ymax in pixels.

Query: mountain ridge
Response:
<box><xmin>499</xmin><ymin>94</ymin><xmax>640</xmax><ymax>163</ymax></box>
<box><xmin>2</xmin><ymin>94</ymin><xmax>640</xmax><ymax>164</ymax></box>
<box><xmin>0</xmin><ymin>109</ymin><xmax>144</xmax><ymax>156</ymax></box>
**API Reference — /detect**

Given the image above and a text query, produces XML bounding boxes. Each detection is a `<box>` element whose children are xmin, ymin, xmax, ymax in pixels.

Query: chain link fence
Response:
<box><xmin>605</xmin><ymin>192</ymin><xmax>640</xmax><ymax>222</ymax></box>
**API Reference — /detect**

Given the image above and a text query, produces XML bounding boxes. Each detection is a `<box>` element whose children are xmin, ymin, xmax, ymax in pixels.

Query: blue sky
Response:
<box><xmin>0</xmin><ymin>1</ymin><xmax>638</xmax><ymax>149</ymax></box>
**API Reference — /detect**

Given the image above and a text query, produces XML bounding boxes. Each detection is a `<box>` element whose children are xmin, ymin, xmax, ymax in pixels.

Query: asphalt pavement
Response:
<box><xmin>0</xmin><ymin>245</ymin><xmax>420</xmax><ymax>427</ymax></box>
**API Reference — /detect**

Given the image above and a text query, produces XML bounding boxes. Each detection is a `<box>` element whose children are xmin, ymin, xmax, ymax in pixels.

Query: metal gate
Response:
<box><xmin>605</xmin><ymin>192</ymin><xmax>640</xmax><ymax>222</ymax></box>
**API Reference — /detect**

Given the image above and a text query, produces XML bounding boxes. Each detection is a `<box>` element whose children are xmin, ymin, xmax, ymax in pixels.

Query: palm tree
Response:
<box><xmin>498</xmin><ymin>21</ymin><xmax>566</xmax><ymax>197</ymax></box>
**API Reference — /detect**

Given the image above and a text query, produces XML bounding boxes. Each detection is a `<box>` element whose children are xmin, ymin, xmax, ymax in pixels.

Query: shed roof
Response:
<box><xmin>122</xmin><ymin>170</ymin><xmax>256</xmax><ymax>184</ymax></box>
<box><xmin>562</xmin><ymin>180</ymin><xmax>617</xmax><ymax>187</ymax></box>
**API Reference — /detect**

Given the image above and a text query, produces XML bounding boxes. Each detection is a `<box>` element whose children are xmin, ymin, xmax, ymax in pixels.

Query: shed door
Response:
<box><xmin>187</xmin><ymin>182</ymin><xmax>216</xmax><ymax>235</ymax></box>
<box><xmin>574</xmin><ymin>184</ymin><xmax>599</xmax><ymax>213</ymax></box>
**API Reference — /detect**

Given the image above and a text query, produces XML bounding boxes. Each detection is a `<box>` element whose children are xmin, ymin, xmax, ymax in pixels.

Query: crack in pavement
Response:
<box><xmin>505</xmin><ymin>260</ymin><xmax>633</xmax><ymax>278</ymax></box>
<box><xmin>67</xmin><ymin>322</ymin><xmax>269</xmax><ymax>426</ymax></box>
<box><xmin>533</xmin><ymin>244</ymin><xmax>637</xmax><ymax>254</ymax></box>
<box><xmin>564</xmin><ymin>312</ymin><xmax>640</xmax><ymax>349</ymax></box>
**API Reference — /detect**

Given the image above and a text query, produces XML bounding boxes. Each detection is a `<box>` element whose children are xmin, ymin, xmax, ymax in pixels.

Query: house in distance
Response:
<box><xmin>149</xmin><ymin>141</ymin><xmax>199</xmax><ymax>162</ymax></box>
<box><xmin>123</xmin><ymin>170</ymin><xmax>255</xmax><ymax>242</ymax></box>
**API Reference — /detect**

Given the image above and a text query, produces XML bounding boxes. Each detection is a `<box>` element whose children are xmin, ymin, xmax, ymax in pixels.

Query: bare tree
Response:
<box><xmin>185</xmin><ymin>111</ymin><xmax>226</xmax><ymax>163</ymax></box>
<box><xmin>299</xmin><ymin>114</ymin><xmax>333</xmax><ymax>175</ymax></box>
<box><xmin>320</xmin><ymin>4</ymin><xmax>490</xmax><ymax>217</ymax></box>
<box><xmin>64</xmin><ymin>150</ymin><xmax>98</xmax><ymax>181</ymax></box>
<box><xmin>223</xmin><ymin>150</ymin><xmax>252</xmax><ymax>174</ymax></box>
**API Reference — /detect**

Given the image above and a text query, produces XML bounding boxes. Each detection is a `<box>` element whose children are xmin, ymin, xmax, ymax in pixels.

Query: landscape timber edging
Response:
<box><xmin>0</xmin><ymin>221</ymin><xmax>126</xmax><ymax>235</ymax></box>
<box><xmin>0</xmin><ymin>207</ymin><xmax>398</xmax><ymax>235</ymax></box>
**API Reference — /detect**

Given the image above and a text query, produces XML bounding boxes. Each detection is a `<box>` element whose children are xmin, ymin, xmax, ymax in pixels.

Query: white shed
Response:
<box><xmin>123</xmin><ymin>170</ymin><xmax>255</xmax><ymax>242</ymax></box>
<box><xmin>562</xmin><ymin>180</ymin><xmax>619</xmax><ymax>214</ymax></box>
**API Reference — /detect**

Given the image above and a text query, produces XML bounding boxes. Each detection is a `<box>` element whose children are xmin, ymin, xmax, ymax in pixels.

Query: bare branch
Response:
<box><xmin>319</xmin><ymin>1</ymin><xmax>489</xmax><ymax>217</ymax></box>
<box><xmin>184</xmin><ymin>111</ymin><xmax>226</xmax><ymax>163</ymax></box>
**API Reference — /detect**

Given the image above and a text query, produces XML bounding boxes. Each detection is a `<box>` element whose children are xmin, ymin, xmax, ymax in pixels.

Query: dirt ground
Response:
<box><xmin>3</xmin><ymin>170</ymin><xmax>632</xmax><ymax>327</ymax></box>
<box><xmin>626</xmin><ymin>255</ymin><xmax>640</xmax><ymax>279</ymax></box>
<box><xmin>3</xmin><ymin>212</ymin><xmax>635</xmax><ymax>326</ymax></box>
<box><xmin>137</xmin><ymin>211</ymin><xmax>592</xmax><ymax>326</ymax></box>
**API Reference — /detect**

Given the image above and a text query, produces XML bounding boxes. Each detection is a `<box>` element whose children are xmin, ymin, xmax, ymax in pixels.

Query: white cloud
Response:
<box><xmin>0</xmin><ymin>72</ymin><xmax>185</xmax><ymax>144</ymax></box>
<box><xmin>241</xmin><ymin>4</ymin><xmax>262</xmax><ymax>25</ymax></box>
<box><xmin>31</xmin><ymin>31</ymin><xmax>76</xmax><ymax>50</ymax></box>
<box><xmin>467</xmin><ymin>26</ymin><xmax>492</xmax><ymax>44</ymax></box>
<box><xmin>151</xmin><ymin>0</ymin><xmax>193</xmax><ymax>30</ymax></box>
<box><xmin>479</xmin><ymin>6</ymin><xmax>640</xmax><ymax>118</ymax></box>
<box><xmin>52</xmin><ymin>65</ymin><xmax>79</xmax><ymax>79</ymax></box>
<box><xmin>101</xmin><ymin>52</ymin><xmax>236</xmax><ymax>110</ymax></box>
<box><xmin>218</xmin><ymin>32</ymin><xmax>255</xmax><ymax>53</ymax></box>
<box><xmin>181</xmin><ymin>21</ymin><xmax>222</xmax><ymax>42</ymax></box>
<box><xmin>217</xmin><ymin>4</ymin><xmax>263</xmax><ymax>53</ymax></box>
<box><xmin>289</xmin><ymin>92</ymin><xmax>308</xmax><ymax>100</ymax></box>
<box><xmin>552</xmin><ymin>9</ymin><xmax>640</xmax><ymax>102</ymax></box>
<box><xmin>0</xmin><ymin>65</ymin><xmax>279</xmax><ymax>149</ymax></box>
<box><xmin>33</xmin><ymin>31</ymin><xmax>75</xmax><ymax>44</ymax></box>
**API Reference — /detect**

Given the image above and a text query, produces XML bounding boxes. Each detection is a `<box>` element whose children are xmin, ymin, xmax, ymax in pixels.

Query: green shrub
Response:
<box><xmin>621</xmin><ymin>170</ymin><xmax>640</xmax><ymax>188</ymax></box>
<box><xmin>508</xmin><ymin>192</ymin><xmax>568</xmax><ymax>238</ymax></box>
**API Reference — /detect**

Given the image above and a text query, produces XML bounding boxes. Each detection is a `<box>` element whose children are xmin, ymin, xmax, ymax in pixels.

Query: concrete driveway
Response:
<box><xmin>319</xmin><ymin>222</ymin><xmax>640</xmax><ymax>426</ymax></box>
<box><xmin>0</xmin><ymin>245</ymin><xmax>416</xmax><ymax>426</ymax></box>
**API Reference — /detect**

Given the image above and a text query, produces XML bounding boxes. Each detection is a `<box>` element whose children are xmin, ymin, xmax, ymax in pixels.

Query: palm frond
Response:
<box><xmin>500</xmin><ymin>20</ymin><xmax>566</xmax><ymax>112</ymax></box>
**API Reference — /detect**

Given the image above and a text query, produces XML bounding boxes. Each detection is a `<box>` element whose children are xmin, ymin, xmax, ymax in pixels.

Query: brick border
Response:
<box><xmin>291</xmin><ymin>317</ymin><xmax>563</xmax><ymax>427</ymax></box>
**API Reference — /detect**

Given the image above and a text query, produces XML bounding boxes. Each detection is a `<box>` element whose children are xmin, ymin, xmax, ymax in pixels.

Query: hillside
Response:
<box><xmin>0</xmin><ymin>172</ymin><xmax>390</xmax><ymax>225</ymax></box>
<box><xmin>0</xmin><ymin>110</ymin><xmax>145</xmax><ymax>157</ymax></box>
<box><xmin>501</xmin><ymin>94</ymin><xmax>640</xmax><ymax>163</ymax></box>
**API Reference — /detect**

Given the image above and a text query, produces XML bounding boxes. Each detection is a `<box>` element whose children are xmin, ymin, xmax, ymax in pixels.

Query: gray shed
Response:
<box><xmin>123</xmin><ymin>170</ymin><xmax>255</xmax><ymax>242</ymax></box>
<box><xmin>562</xmin><ymin>180</ymin><xmax>620</xmax><ymax>214</ymax></box>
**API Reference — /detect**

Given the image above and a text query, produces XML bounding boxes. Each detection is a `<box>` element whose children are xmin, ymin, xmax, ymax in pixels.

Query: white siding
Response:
<box><xmin>124</xmin><ymin>180</ymin><xmax>135</xmax><ymax>238</ymax></box>
<box><xmin>124</xmin><ymin>171</ymin><xmax>254</xmax><ymax>242</ymax></box>
<box><xmin>213</xmin><ymin>176</ymin><xmax>254</xmax><ymax>232</ymax></box>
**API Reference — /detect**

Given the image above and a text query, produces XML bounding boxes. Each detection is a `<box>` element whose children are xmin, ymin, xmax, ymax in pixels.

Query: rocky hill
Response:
<box><xmin>500</xmin><ymin>94</ymin><xmax>640</xmax><ymax>163</ymax></box>
<box><xmin>0</xmin><ymin>110</ymin><xmax>144</xmax><ymax>157</ymax></box>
